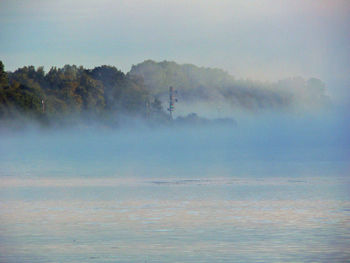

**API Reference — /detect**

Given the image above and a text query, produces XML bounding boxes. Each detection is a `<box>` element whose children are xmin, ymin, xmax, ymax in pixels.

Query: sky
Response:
<box><xmin>0</xmin><ymin>0</ymin><xmax>349</xmax><ymax>100</ymax></box>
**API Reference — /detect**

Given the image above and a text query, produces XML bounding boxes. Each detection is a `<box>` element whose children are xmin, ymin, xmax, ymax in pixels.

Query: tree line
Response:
<box><xmin>0</xmin><ymin>61</ymin><xmax>167</xmax><ymax>126</ymax></box>
<box><xmin>130</xmin><ymin>60</ymin><xmax>330</xmax><ymax>110</ymax></box>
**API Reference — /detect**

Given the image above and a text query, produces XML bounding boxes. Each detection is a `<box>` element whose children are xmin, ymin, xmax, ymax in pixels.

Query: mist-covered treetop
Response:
<box><xmin>0</xmin><ymin>59</ymin><xmax>331</xmax><ymax>129</ymax></box>
<box><xmin>130</xmin><ymin>60</ymin><xmax>235</xmax><ymax>93</ymax></box>
<box><xmin>129</xmin><ymin>60</ymin><xmax>330</xmax><ymax>111</ymax></box>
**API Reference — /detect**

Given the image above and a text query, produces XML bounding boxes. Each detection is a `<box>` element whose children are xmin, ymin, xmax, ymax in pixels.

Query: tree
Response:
<box><xmin>0</xmin><ymin>61</ymin><xmax>9</xmax><ymax>87</ymax></box>
<box><xmin>0</xmin><ymin>61</ymin><xmax>167</xmax><ymax>124</ymax></box>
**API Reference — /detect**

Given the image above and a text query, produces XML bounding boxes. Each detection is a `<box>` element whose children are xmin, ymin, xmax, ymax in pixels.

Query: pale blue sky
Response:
<box><xmin>0</xmin><ymin>0</ymin><xmax>349</xmax><ymax>99</ymax></box>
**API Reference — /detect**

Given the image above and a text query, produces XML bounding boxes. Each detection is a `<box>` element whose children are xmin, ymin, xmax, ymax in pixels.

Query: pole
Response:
<box><xmin>168</xmin><ymin>86</ymin><xmax>178</xmax><ymax>120</ymax></box>
<box><xmin>169</xmin><ymin>86</ymin><xmax>174</xmax><ymax>120</ymax></box>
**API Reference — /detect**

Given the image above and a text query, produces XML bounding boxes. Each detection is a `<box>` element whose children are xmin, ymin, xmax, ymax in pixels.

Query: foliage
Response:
<box><xmin>0</xmin><ymin>61</ymin><xmax>168</xmax><ymax>124</ymax></box>
<box><xmin>129</xmin><ymin>60</ymin><xmax>330</xmax><ymax>110</ymax></box>
<box><xmin>0</xmin><ymin>59</ymin><xmax>331</xmax><ymax>127</ymax></box>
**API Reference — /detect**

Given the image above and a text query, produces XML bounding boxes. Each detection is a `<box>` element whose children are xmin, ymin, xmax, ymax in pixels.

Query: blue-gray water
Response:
<box><xmin>0</xmin><ymin>117</ymin><xmax>349</xmax><ymax>262</ymax></box>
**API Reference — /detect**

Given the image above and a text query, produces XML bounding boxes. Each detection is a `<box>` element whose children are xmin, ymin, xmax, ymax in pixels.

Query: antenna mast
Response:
<box><xmin>167</xmin><ymin>86</ymin><xmax>178</xmax><ymax>120</ymax></box>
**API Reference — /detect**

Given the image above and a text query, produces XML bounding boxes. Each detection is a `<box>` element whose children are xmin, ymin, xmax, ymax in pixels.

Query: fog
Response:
<box><xmin>1</xmin><ymin>0</ymin><xmax>349</xmax><ymax>108</ymax></box>
<box><xmin>0</xmin><ymin>107</ymin><xmax>347</xmax><ymax>181</ymax></box>
<box><xmin>1</xmin><ymin>84</ymin><xmax>350</xmax><ymax>262</ymax></box>
<box><xmin>130</xmin><ymin>61</ymin><xmax>331</xmax><ymax>115</ymax></box>
<box><xmin>1</xmin><ymin>0</ymin><xmax>349</xmax><ymax>261</ymax></box>
<box><xmin>2</xmin><ymin>106</ymin><xmax>350</xmax><ymax>262</ymax></box>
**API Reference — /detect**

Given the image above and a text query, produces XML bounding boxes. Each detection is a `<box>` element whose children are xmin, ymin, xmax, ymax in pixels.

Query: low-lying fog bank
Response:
<box><xmin>0</xmin><ymin>109</ymin><xmax>347</xmax><ymax>180</ymax></box>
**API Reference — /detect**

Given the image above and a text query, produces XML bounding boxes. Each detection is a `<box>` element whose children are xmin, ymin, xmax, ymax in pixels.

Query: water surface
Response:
<box><xmin>0</xmin><ymin>124</ymin><xmax>349</xmax><ymax>262</ymax></box>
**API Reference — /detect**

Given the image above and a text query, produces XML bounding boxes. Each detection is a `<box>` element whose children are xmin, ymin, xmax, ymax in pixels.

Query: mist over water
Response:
<box><xmin>0</xmin><ymin>109</ymin><xmax>347</xmax><ymax>179</ymax></box>
<box><xmin>1</xmin><ymin>0</ymin><xmax>349</xmax><ymax>260</ymax></box>
<box><xmin>0</xmin><ymin>109</ymin><xmax>349</xmax><ymax>262</ymax></box>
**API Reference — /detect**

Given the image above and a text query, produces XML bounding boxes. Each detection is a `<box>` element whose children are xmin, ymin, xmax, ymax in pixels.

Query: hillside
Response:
<box><xmin>129</xmin><ymin>60</ymin><xmax>330</xmax><ymax>111</ymax></box>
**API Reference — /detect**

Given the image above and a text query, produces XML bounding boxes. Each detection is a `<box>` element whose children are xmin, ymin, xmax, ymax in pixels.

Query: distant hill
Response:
<box><xmin>0</xmin><ymin>59</ymin><xmax>332</xmax><ymax>128</ymax></box>
<box><xmin>129</xmin><ymin>60</ymin><xmax>234</xmax><ymax>94</ymax></box>
<box><xmin>129</xmin><ymin>60</ymin><xmax>330</xmax><ymax>111</ymax></box>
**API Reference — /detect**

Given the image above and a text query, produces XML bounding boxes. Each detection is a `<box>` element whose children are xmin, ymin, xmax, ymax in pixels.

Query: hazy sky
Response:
<box><xmin>0</xmin><ymin>0</ymin><xmax>349</xmax><ymax>97</ymax></box>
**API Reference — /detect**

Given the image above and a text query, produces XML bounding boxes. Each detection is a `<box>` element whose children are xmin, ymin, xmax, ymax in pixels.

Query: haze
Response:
<box><xmin>1</xmin><ymin>1</ymin><xmax>350</xmax><ymax>262</ymax></box>
<box><xmin>1</xmin><ymin>0</ymin><xmax>350</xmax><ymax>102</ymax></box>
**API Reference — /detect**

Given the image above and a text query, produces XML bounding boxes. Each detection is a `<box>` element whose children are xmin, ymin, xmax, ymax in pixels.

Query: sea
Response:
<box><xmin>0</xmin><ymin>116</ymin><xmax>349</xmax><ymax>262</ymax></box>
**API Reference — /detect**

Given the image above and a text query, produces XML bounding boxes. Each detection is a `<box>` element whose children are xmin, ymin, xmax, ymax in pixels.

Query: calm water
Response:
<box><xmin>0</xmin><ymin>123</ymin><xmax>349</xmax><ymax>262</ymax></box>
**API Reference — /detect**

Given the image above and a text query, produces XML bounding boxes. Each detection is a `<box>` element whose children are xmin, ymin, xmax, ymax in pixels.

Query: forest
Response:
<box><xmin>0</xmin><ymin>59</ymin><xmax>330</xmax><ymax>128</ymax></box>
<box><xmin>130</xmin><ymin>60</ymin><xmax>330</xmax><ymax>111</ymax></box>
<box><xmin>0</xmin><ymin>61</ymin><xmax>168</xmax><ymax>127</ymax></box>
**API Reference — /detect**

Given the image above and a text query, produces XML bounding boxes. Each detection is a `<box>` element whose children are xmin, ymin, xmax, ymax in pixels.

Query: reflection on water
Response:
<box><xmin>1</xmin><ymin>177</ymin><xmax>350</xmax><ymax>263</ymax></box>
